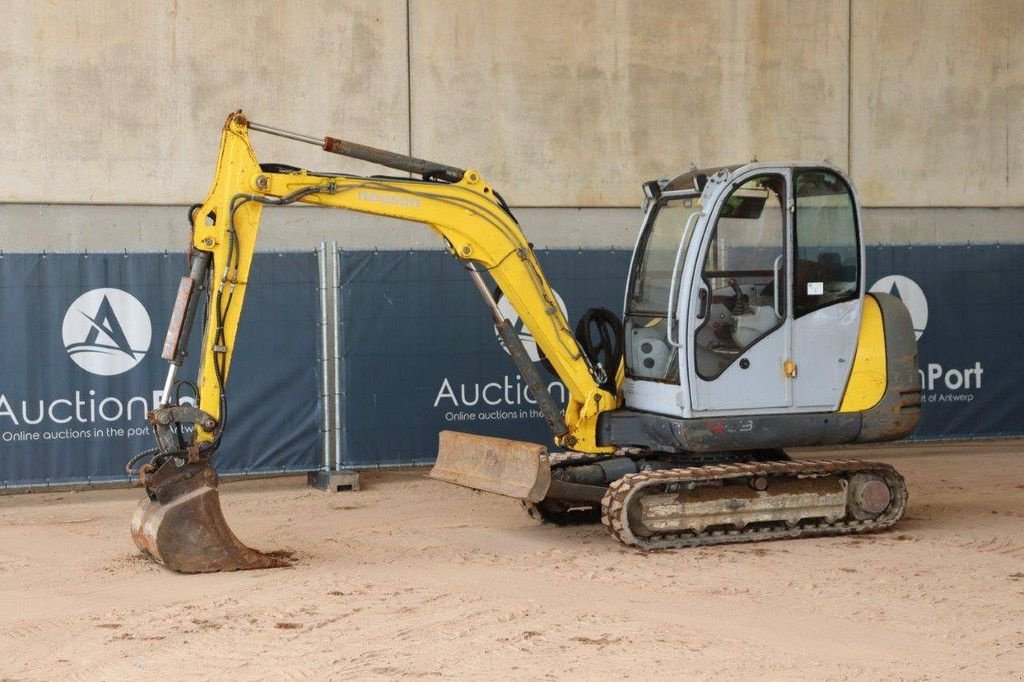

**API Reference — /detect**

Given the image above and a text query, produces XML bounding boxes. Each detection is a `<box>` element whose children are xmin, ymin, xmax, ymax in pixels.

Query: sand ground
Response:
<box><xmin>1</xmin><ymin>441</ymin><xmax>1022</xmax><ymax>680</ymax></box>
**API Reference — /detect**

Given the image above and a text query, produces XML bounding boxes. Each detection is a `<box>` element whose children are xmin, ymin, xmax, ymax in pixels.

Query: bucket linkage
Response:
<box><xmin>128</xmin><ymin>399</ymin><xmax>288</xmax><ymax>574</ymax></box>
<box><xmin>128</xmin><ymin>402</ymin><xmax>288</xmax><ymax>573</ymax></box>
<box><xmin>127</xmin><ymin>249</ymin><xmax>287</xmax><ymax>574</ymax></box>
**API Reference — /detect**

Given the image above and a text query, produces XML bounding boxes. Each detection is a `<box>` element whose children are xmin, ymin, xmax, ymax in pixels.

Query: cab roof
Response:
<box><xmin>659</xmin><ymin>161</ymin><xmax>847</xmax><ymax>193</ymax></box>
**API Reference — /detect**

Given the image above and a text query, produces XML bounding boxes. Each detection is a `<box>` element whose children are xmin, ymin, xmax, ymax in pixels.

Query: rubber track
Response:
<box><xmin>600</xmin><ymin>459</ymin><xmax>907</xmax><ymax>550</ymax></box>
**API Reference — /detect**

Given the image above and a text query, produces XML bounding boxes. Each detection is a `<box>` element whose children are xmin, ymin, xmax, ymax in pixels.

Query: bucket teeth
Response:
<box><xmin>131</xmin><ymin>462</ymin><xmax>288</xmax><ymax>573</ymax></box>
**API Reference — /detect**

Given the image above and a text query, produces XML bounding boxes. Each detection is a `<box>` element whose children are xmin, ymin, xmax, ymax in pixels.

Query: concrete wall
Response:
<box><xmin>409</xmin><ymin>0</ymin><xmax>849</xmax><ymax>206</ymax></box>
<box><xmin>1</xmin><ymin>1</ymin><xmax>410</xmax><ymax>204</ymax></box>
<box><xmin>3</xmin><ymin>203</ymin><xmax>1018</xmax><ymax>252</ymax></box>
<box><xmin>851</xmin><ymin>0</ymin><xmax>1024</xmax><ymax>207</ymax></box>
<box><xmin>0</xmin><ymin>0</ymin><xmax>1021</xmax><ymax>251</ymax></box>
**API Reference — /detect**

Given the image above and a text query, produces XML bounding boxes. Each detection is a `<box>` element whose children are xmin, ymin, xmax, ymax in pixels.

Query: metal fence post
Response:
<box><xmin>307</xmin><ymin>241</ymin><xmax>360</xmax><ymax>493</ymax></box>
<box><xmin>331</xmin><ymin>241</ymin><xmax>344</xmax><ymax>471</ymax></box>
<box><xmin>317</xmin><ymin>242</ymin><xmax>331</xmax><ymax>470</ymax></box>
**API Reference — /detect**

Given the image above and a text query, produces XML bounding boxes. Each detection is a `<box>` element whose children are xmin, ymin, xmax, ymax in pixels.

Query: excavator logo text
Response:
<box><xmin>62</xmin><ymin>288</ymin><xmax>152</xmax><ymax>376</ymax></box>
<box><xmin>357</xmin><ymin>190</ymin><xmax>420</xmax><ymax>208</ymax></box>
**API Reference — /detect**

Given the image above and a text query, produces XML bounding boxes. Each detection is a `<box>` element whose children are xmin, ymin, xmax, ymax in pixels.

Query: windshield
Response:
<box><xmin>627</xmin><ymin>196</ymin><xmax>701</xmax><ymax>314</ymax></box>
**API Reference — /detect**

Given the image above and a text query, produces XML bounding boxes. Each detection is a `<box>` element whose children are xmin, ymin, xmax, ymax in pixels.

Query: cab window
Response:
<box><xmin>793</xmin><ymin>170</ymin><xmax>859</xmax><ymax>317</ymax></box>
<box><xmin>695</xmin><ymin>174</ymin><xmax>786</xmax><ymax>380</ymax></box>
<box><xmin>624</xmin><ymin>197</ymin><xmax>701</xmax><ymax>383</ymax></box>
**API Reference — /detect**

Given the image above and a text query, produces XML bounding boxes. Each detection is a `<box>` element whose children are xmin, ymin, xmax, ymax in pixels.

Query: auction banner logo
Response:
<box><xmin>62</xmin><ymin>288</ymin><xmax>152</xmax><ymax>376</ymax></box>
<box><xmin>433</xmin><ymin>288</ymin><xmax>570</xmax><ymax>425</ymax></box>
<box><xmin>1</xmin><ymin>287</ymin><xmax>159</xmax><ymax>443</ymax></box>
<box><xmin>870</xmin><ymin>274</ymin><xmax>981</xmax><ymax>404</ymax></box>
<box><xmin>869</xmin><ymin>275</ymin><xmax>928</xmax><ymax>340</ymax></box>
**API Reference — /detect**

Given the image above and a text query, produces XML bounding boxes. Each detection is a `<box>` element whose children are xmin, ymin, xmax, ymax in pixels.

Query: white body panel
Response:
<box><xmin>621</xmin><ymin>378</ymin><xmax>684</xmax><ymax>417</ymax></box>
<box><xmin>691</xmin><ymin>323</ymin><xmax>791</xmax><ymax>411</ymax></box>
<box><xmin>791</xmin><ymin>297</ymin><xmax>862</xmax><ymax>410</ymax></box>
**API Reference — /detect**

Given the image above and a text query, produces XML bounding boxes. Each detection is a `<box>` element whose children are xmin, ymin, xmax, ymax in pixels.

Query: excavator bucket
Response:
<box><xmin>429</xmin><ymin>430</ymin><xmax>552</xmax><ymax>503</ymax></box>
<box><xmin>131</xmin><ymin>462</ymin><xmax>289</xmax><ymax>573</ymax></box>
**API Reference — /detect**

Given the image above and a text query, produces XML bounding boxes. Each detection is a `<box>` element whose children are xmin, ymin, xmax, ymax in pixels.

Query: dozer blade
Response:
<box><xmin>131</xmin><ymin>461</ymin><xmax>289</xmax><ymax>573</ymax></box>
<box><xmin>429</xmin><ymin>430</ymin><xmax>551</xmax><ymax>503</ymax></box>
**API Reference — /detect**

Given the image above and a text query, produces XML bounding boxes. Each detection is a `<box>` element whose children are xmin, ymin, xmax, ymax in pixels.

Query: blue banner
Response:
<box><xmin>3</xmin><ymin>245</ymin><xmax>1015</xmax><ymax>483</ymax></box>
<box><xmin>867</xmin><ymin>244</ymin><xmax>1023</xmax><ymax>439</ymax></box>
<box><xmin>0</xmin><ymin>253</ymin><xmax>322</xmax><ymax>488</ymax></box>
<box><xmin>337</xmin><ymin>245</ymin><xmax>1024</xmax><ymax>467</ymax></box>
<box><xmin>338</xmin><ymin>249</ymin><xmax>629</xmax><ymax>466</ymax></box>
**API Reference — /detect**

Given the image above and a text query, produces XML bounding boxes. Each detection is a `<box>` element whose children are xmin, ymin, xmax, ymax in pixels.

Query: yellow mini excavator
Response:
<box><xmin>129</xmin><ymin>112</ymin><xmax>919</xmax><ymax>572</ymax></box>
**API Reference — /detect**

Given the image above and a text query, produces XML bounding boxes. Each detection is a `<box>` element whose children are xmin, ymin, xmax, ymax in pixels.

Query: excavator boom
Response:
<box><xmin>178</xmin><ymin>112</ymin><xmax>614</xmax><ymax>450</ymax></box>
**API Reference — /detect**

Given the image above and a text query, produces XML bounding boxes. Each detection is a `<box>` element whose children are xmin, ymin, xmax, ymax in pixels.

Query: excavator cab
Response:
<box><xmin>623</xmin><ymin>164</ymin><xmax>866</xmax><ymax>419</ymax></box>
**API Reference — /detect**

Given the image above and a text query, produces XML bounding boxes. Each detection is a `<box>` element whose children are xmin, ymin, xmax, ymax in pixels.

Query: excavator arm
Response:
<box><xmin>130</xmin><ymin>112</ymin><xmax>617</xmax><ymax>572</ymax></box>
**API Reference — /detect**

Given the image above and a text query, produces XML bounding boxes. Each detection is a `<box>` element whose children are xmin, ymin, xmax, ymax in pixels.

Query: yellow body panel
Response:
<box><xmin>190</xmin><ymin>113</ymin><xmax>617</xmax><ymax>452</ymax></box>
<box><xmin>839</xmin><ymin>294</ymin><xmax>887</xmax><ymax>412</ymax></box>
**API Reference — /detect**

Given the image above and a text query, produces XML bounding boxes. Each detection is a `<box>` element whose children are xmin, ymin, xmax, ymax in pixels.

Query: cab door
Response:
<box><xmin>687</xmin><ymin>170</ymin><xmax>792</xmax><ymax>413</ymax></box>
<box><xmin>789</xmin><ymin>168</ymin><xmax>863</xmax><ymax>410</ymax></box>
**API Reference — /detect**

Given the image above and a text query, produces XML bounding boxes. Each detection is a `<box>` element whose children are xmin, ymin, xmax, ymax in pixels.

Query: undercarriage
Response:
<box><xmin>524</xmin><ymin>451</ymin><xmax>907</xmax><ymax>549</ymax></box>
